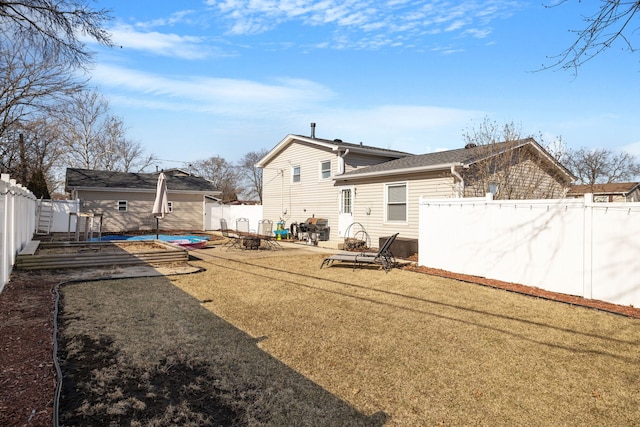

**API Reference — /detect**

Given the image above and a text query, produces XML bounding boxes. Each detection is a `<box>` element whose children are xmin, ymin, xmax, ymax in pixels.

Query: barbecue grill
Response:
<box><xmin>297</xmin><ymin>217</ymin><xmax>329</xmax><ymax>244</ymax></box>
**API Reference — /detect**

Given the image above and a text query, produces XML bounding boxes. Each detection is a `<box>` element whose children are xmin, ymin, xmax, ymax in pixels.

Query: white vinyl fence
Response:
<box><xmin>1</xmin><ymin>174</ymin><xmax>36</xmax><ymax>292</ymax></box>
<box><xmin>418</xmin><ymin>194</ymin><xmax>640</xmax><ymax>308</ymax></box>
<box><xmin>49</xmin><ymin>199</ymin><xmax>80</xmax><ymax>232</ymax></box>
<box><xmin>205</xmin><ymin>202</ymin><xmax>263</xmax><ymax>231</ymax></box>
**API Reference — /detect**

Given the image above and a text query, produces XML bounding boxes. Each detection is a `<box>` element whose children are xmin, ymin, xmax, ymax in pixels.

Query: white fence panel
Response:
<box><xmin>50</xmin><ymin>199</ymin><xmax>80</xmax><ymax>232</ymax></box>
<box><xmin>590</xmin><ymin>204</ymin><xmax>640</xmax><ymax>305</ymax></box>
<box><xmin>487</xmin><ymin>199</ymin><xmax>585</xmax><ymax>296</ymax></box>
<box><xmin>419</xmin><ymin>194</ymin><xmax>640</xmax><ymax>308</ymax></box>
<box><xmin>0</xmin><ymin>174</ymin><xmax>36</xmax><ymax>292</ymax></box>
<box><xmin>205</xmin><ymin>203</ymin><xmax>263</xmax><ymax>231</ymax></box>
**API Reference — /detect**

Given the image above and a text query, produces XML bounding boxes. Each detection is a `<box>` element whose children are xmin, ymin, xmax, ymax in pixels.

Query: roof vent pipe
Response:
<box><xmin>310</xmin><ymin>122</ymin><xmax>316</xmax><ymax>138</ymax></box>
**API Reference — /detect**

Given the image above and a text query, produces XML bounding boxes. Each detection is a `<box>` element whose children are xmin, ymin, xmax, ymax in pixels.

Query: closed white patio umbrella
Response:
<box><xmin>152</xmin><ymin>172</ymin><xmax>169</xmax><ymax>239</ymax></box>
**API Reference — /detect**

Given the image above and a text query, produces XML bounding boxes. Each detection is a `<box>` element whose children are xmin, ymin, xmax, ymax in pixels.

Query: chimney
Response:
<box><xmin>310</xmin><ymin>122</ymin><xmax>316</xmax><ymax>138</ymax></box>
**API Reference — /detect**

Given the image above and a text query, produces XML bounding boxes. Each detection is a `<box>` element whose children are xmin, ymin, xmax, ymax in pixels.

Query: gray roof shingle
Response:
<box><xmin>339</xmin><ymin>140</ymin><xmax>528</xmax><ymax>177</ymax></box>
<box><xmin>65</xmin><ymin>168</ymin><xmax>219</xmax><ymax>193</ymax></box>
<box><xmin>290</xmin><ymin>135</ymin><xmax>413</xmax><ymax>157</ymax></box>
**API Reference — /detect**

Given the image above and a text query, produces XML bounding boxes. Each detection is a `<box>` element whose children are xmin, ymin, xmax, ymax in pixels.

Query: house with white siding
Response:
<box><xmin>65</xmin><ymin>168</ymin><xmax>221</xmax><ymax>233</ymax></box>
<box><xmin>257</xmin><ymin>128</ymin><xmax>575</xmax><ymax>249</ymax></box>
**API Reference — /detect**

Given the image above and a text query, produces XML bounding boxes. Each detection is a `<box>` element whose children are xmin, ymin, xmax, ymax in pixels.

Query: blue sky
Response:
<box><xmin>85</xmin><ymin>1</ymin><xmax>640</xmax><ymax>169</ymax></box>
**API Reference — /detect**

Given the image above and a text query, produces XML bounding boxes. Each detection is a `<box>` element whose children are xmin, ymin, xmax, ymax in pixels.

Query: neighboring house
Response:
<box><xmin>65</xmin><ymin>168</ymin><xmax>221</xmax><ymax>232</ymax></box>
<box><xmin>567</xmin><ymin>182</ymin><xmax>640</xmax><ymax>202</ymax></box>
<box><xmin>257</xmin><ymin>130</ymin><xmax>574</xmax><ymax>246</ymax></box>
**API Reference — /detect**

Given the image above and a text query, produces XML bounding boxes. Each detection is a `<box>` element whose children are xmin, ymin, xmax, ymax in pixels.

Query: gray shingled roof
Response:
<box><xmin>339</xmin><ymin>140</ymin><xmax>527</xmax><ymax>177</ymax></box>
<box><xmin>65</xmin><ymin>168</ymin><xmax>219</xmax><ymax>193</ymax></box>
<box><xmin>290</xmin><ymin>134</ymin><xmax>413</xmax><ymax>157</ymax></box>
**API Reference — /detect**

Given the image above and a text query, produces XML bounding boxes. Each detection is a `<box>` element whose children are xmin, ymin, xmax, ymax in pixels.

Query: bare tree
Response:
<box><xmin>58</xmin><ymin>89</ymin><xmax>155</xmax><ymax>172</ymax></box>
<box><xmin>0</xmin><ymin>116</ymin><xmax>66</xmax><ymax>195</ymax></box>
<box><xmin>116</xmin><ymin>138</ymin><xmax>156</xmax><ymax>173</ymax></box>
<box><xmin>560</xmin><ymin>146</ymin><xmax>640</xmax><ymax>185</ymax></box>
<box><xmin>239</xmin><ymin>149</ymin><xmax>267</xmax><ymax>203</ymax></box>
<box><xmin>58</xmin><ymin>89</ymin><xmax>108</xmax><ymax>169</ymax></box>
<box><xmin>0</xmin><ymin>38</ymin><xmax>83</xmax><ymax>142</ymax></box>
<box><xmin>0</xmin><ymin>0</ymin><xmax>112</xmax><ymax>68</ymax></box>
<box><xmin>461</xmin><ymin>118</ymin><xmax>571</xmax><ymax>199</ymax></box>
<box><xmin>190</xmin><ymin>156</ymin><xmax>245</xmax><ymax>202</ymax></box>
<box><xmin>544</xmin><ymin>1</ymin><xmax>640</xmax><ymax>72</ymax></box>
<box><xmin>0</xmin><ymin>38</ymin><xmax>81</xmax><ymax>190</ymax></box>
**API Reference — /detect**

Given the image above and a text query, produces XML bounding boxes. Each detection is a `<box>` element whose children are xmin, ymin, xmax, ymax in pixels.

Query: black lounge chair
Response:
<box><xmin>320</xmin><ymin>233</ymin><xmax>399</xmax><ymax>272</ymax></box>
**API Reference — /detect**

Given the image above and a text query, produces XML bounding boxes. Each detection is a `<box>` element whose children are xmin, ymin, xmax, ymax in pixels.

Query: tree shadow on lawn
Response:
<box><xmin>58</xmin><ymin>276</ymin><xmax>387</xmax><ymax>426</ymax></box>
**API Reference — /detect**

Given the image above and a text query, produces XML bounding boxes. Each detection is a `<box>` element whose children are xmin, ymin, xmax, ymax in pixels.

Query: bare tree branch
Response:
<box><xmin>542</xmin><ymin>1</ymin><xmax>640</xmax><ymax>73</ymax></box>
<box><xmin>239</xmin><ymin>149</ymin><xmax>267</xmax><ymax>203</ymax></box>
<box><xmin>562</xmin><ymin>146</ymin><xmax>640</xmax><ymax>184</ymax></box>
<box><xmin>190</xmin><ymin>156</ymin><xmax>245</xmax><ymax>202</ymax></box>
<box><xmin>461</xmin><ymin>118</ymin><xmax>570</xmax><ymax>199</ymax></box>
<box><xmin>0</xmin><ymin>0</ymin><xmax>113</xmax><ymax>68</ymax></box>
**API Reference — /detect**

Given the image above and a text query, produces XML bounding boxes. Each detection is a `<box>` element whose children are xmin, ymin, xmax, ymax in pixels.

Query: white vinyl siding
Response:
<box><xmin>340</xmin><ymin>173</ymin><xmax>455</xmax><ymax>247</ymax></box>
<box><xmin>260</xmin><ymin>142</ymin><xmax>340</xmax><ymax>237</ymax></box>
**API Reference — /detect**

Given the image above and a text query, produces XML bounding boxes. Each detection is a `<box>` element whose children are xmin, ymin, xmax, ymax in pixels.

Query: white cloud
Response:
<box><xmin>90</xmin><ymin>63</ymin><xmax>484</xmax><ymax>157</ymax></box>
<box><xmin>203</xmin><ymin>0</ymin><xmax>522</xmax><ymax>50</ymax></box>
<box><xmin>621</xmin><ymin>141</ymin><xmax>640</xmax><ymax>157</ymax></box>
<box><xmin>134</xmin><ymin>10</ymin><xmax>197</xmax><ymax>30</ymax></box>
<box><xmin>90</xmin><ymin>64</ymin><xmax>336</xmax><ymax>116</ymax></box>
<box><xmin>305</xmin><ymin>105</ymin><xmax>485</xmax><ymax>153</ymax></box>
<box><xmin>105</xmin><ymin>23</ymin><xmax>211</xmax><ymax>60</ymax></box>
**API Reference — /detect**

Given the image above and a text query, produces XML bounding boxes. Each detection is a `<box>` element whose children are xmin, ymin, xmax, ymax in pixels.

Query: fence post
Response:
<box><xmin>1</xmin><ymin>175</ymin><xmax>9</xmax><ymax>288</ymax></box>
<box><xmin>582</xmin><ymin>194</ymin><xmax>593</xmax><ymax>299</ymax></box>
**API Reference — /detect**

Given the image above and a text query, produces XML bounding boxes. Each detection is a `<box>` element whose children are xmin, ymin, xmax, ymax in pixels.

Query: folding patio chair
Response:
<box><xmin>236</xmin><ymin>218</ymin><xmax>250</xmax><ymax>234</ymax></box>
<box><xmin>257</xmin><ymin>219</ymin><xmax>281</xmax><ymax>250</ymax></box>
<box><xmin>220</xmin><ymin>218</ymin><xmax>242</xmax><ymax>250</ymax></box>
<box><xmin>320</xmin><ymin>233</ymin><xmax>399</xmax><ymax>272</ymax></box>
<box><xmin>236</xmin><ymin>217</ymin><xmax>260</xmax><ymax>249</ymax></box>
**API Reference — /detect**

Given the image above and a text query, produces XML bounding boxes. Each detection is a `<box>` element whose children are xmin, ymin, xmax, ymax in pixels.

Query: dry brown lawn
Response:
<box><xmin>58</xmin><ymin>243</ymin><xmax>640</xmax><ymax>426</ymax></box>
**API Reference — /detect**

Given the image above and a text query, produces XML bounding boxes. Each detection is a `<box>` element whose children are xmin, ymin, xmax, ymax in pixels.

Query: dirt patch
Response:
<box><xmin>0</xmin><ymin>270</ymin><xmax>61</xmax><ymax>426</ymax></box>
<box><xmin>35</xmin><ymin>241</ymin><xmax>175</xmax><ymax>255</ymax></box>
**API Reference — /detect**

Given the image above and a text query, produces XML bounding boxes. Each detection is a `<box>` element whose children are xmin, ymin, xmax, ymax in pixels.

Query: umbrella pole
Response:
<box><xmin>156</xmin><ymin>217</ymin><xmax>159</xmax><ymax>240</ymax></box>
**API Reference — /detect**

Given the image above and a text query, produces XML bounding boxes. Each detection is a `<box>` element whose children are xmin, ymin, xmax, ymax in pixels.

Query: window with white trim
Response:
<box><xmin>292</xmin><ymin>166</ymin><xmax>301</xmax><ymax>183</ymax></box>
<box><xmin>386</xmin><ymin>183</ymin><xmax>407</xmax><ymax>222</ymax></box>
<box><xmin>118</xmin><ymin>200</ymin><xmax>128</xmax><ymax>212</ymax></box>
<box><xmin>168</xmin><ymin>201</ymin><xmax>174</xmax><ymax>212</ymax></box>
<box><xmin>320</xmin><ymin>160</ymin><xmax>331</xmax><ymax>179</ymax></box>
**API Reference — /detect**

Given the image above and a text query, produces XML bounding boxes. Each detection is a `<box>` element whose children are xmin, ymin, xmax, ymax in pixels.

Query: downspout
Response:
<box><xmin>338</xmin><ymin>149</ymin><xmax>350</xmax><ymax>175</ymax></box>
<box><xmin>280</xmin><ymin>169</ymin><xmax>284</xmax><ymax>217</ymax></box>
<box><xmin>451</xmin><ymin>165</ymin><xmax>464</xmax><ymax>198</ymax></box>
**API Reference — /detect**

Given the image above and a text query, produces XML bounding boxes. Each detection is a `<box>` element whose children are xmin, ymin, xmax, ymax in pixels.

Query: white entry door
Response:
<box><xmin>338</xmin><ymin>187</ymin><xmax>354</xmax><ymax>238</ymax></box>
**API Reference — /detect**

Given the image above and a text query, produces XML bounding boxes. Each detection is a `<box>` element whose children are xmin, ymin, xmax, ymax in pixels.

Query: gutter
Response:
<box><xmin>334</xmin><ymin>162</ymin><xmax>462</xmax><ymax>182</ymax></box>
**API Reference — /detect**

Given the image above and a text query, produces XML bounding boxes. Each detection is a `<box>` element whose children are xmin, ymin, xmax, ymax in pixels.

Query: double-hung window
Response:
<box><xmin>320</xmin><ymin>160</ymin><xmax>331</xmax><ymax>180</ymax></box>
<box><xmin>118</xmin><ymin>200</ymin><xmax>128</xmax><ymax>212</ymax></box>
<box><xmin>386</xmin><ymin>183</ymin><xmax>407</xmax><ymax>222</ymax></box>
<box><xmin>292</xmin><ymin>166</ymin><xmax>301</xmax><ymax>183</ymax></box>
